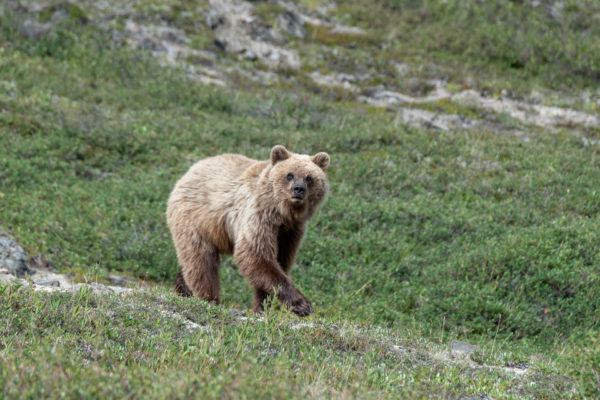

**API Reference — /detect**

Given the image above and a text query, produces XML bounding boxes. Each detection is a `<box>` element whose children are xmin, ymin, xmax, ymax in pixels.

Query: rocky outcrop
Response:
<box><xmin>8</xmin><ymin>0</ymin><xmax>596</xmax><ymax>139</ymax></box>
<box><xmin>207</xmin><ymin>0</ymin><xmax>300</xmax><ymax>69</ymax></box>
<box><xmin>276</xmin><ymin>1</ymin><xmax>365</xmax><ymax>37</ymax></box>
<box><xmin>454</xmin><ymin>90</ymin><xmax>600</xmax><ymax>129</ymax></box>
<box><xmin>122</xmin><ymin>19</ymin><xmax>227</xmax><ymax>86</ymax></box>
<box><xmin>0</xmin><ymin>231</ymin><xmax>132</xmax><ymax>295</ymax></box>
<box><xmin>0</xmin><ymin>231</ymin><xmax>32</xmax><ymax>278</ymax></box>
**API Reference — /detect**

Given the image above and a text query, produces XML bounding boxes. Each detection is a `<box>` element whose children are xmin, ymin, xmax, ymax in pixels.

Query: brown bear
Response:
<box><xmin>166</xmin><ymin>145</ymin><xmax>330</xmax><ymax>316</ymax></box>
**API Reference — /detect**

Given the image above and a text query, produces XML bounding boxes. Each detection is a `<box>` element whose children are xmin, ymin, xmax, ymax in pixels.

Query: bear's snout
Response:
<box><xmin>292</xmin><ymin>183</ymin><xmax>306</xmax><ymax>199</ymax></box>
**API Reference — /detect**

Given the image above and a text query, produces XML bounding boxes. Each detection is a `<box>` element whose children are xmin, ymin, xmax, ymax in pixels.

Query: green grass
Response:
<box><xmin>337</xmin><ymin>0</ymin><xmax>600</xmax><ymax>95</ymax></box>
<box><xmin>1</xmin><ymin>1</ymin><xmax>600</xmax><ymax>398</ymax></box>
<box><xmin>0</xmin><ymin>285</ymin><xmax>579</xmax><ymax>398</ymax></box>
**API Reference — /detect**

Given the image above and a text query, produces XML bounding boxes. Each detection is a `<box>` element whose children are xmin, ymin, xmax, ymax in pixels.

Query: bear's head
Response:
<box><xmin>269</xmin><ymin>145</ymin><xmax>330</xmax><ymax>219</ymax></box>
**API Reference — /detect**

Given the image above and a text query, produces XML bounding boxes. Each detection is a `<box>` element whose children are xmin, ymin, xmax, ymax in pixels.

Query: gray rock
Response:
<box><xmin>337</xmin><ymin>73</ymin><xmax>358</xmax><ymax>83</ymax></box>
<box><xmin>392</xmin><ymin>107</ymin><xmax>479</xmax><ymax>132</ymax></box>
<box><xmin>205</xmin><ymin>8</ymin><xmax>224</xmax><ymax>29</ymax></box>
<box><xmin>71</xmin><ymin>283</ymin><xmax>132</xmax><ymax>295</ymax></box>
<box><xmin>35</xmin><ymin>279</ymin><xmax>61</xmax><ymax>287</ymax></box>
<box><xmin>549</xmin><ymin>2</ymin><xmax>564</xmax><ymax>21</ymax></box>
<box><xmin>461</xmin><ymin>395</ymin><xmax>489</xmax><ymax>400</ymax></box>
<box><xmin>278</xmin><ymin>11</ymin><xmax>306</xmax><ymax>39</ymax></box>
<box><xmin>241</xmin><ymin>49</ymin><xmax>257</xmax><ymax>61</ymax></box>
<box><xmin>454</xmin><ymin>89</ymin><xmax>600</xmax><ymax>129</ymax></box>
<box><xmin>27</xmin><ymin>254</ymin><xmax>55</xmax><ymax>270</ymax></box>
<box><xmin>229</xmin><ymin>308</ymin><xmax>246</xmax><ymax>318</ymax></box>
<box><xmin>49</xmin><ymin>8</ymin><xmax>69</xmax><ymax>24</ymax></box>
<box><xmin>0</xmin><ymin>273</ymin><xmax>16</xmax><ymax>283</ymax></box>
<box><xmin>506</xmin><ymin>360</ymin><xmax>530</xmax><ymax>369</ymax></box>
<box><xmin>110</xmin><ymin>29</ymin><xmax>125</xmax><ymax>47</ymax></box>
<box><xmin>0</xmin><ymin>231</ymin><xmax>32</xmax><ymax>277</ymax></box>
<box><xmin>207</xmin><ymin>0</ymin><xmax>301</xmax><ymax>69</ymax></box>
<box><xmin>260</xmin><ymin>348</ymin><xmax>278</xmax><ymax>359</ymax></box>
<box><xmin>451</xmin><ymin>340</ymin><xmax>479</xmax><ymax>358</ymax></box>
<box><xmin>390</xmin><ymin>345</ymin><xmax>407</xmax><ymax>355</ymax></box>
<box><xmin>18</xmin><ymin>19</ymin><xmax>51</xmax><ymax>39</ymax></box>
<box><xmin>329</xmin><ymin>25</ymin><xmax>365</xmax><ymax>36</ymax></box>
<box><xmin>138</xmin><ymin>37</ymin><xmax>166</xmax><ymax>52</ymax></box>
<box><xmin>15</xmin><ymin>6</ymin><xmax>69</xmax><ymax>39</ymax></box>
<box><xmin>108</xmin><ymin>274</ymin><xmax>129</xmax><ymax>287</ymax></box>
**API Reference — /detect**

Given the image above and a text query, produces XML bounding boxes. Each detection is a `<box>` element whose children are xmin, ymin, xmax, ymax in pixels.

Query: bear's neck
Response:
<box><xmin>280</xmin><ymin>200</ymin><xmax>311</xmax><ymax>225</ymax></box>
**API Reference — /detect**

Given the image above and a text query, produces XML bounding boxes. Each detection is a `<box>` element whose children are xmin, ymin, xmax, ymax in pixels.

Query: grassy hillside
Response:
<box><xmin>357</xmin><ymin>0</ymin><xmax>600</xmax><ymax>92</ymax></box>
<box><xmin>1</xmin><ymin>286</ymin><xmax>577</xmax><ymax>399</ymax></box>
<box><xmin>1</xmin><ymin>0</ymin><xmax>599</xmax><ymax>398</ymax></box>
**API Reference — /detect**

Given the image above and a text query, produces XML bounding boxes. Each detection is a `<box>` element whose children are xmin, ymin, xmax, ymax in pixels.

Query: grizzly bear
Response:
<box><xmin>166</xmin><ymin>145</ymin><xmax>330</xmax><ymax>316</ymax></box>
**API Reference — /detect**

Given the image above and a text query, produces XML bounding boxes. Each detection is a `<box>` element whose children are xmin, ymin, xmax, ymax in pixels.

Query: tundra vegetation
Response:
<box><xmin>1</xmin><ymin>0</ymin><xmax>599</xmax><ymax>398</ymax></box>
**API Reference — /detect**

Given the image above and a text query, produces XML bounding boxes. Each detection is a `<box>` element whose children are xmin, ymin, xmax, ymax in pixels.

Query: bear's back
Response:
<box><xmin>167</xmin><ymin>153</ymin><xmax>266</xmax><ymax>254</ymax></box>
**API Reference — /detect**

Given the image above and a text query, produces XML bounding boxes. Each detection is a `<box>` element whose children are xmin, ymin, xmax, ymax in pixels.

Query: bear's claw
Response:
<box><xmin>291</xmin><ymin>298</ymin><xmax>314</xmax><ymax>317</ymax></box>
<box><xmin>277</xmin><ymin>284</ymin><xmax>315</xmax><ymax>317</ymax></box>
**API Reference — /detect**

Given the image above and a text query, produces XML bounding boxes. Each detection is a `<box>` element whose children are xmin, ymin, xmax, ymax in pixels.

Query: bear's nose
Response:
<box><xmin>293</xmin><ymin>184</ymin><xmax>306</xmax><ymax>197</ymax></box>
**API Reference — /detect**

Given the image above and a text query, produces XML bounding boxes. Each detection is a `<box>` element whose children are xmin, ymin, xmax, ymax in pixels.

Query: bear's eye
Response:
<box><xmin>286</xmin><ymin>173</ymin><xmax>294</xmax><ymax>181</ymax></box>
<box><xmin>306</xmin><ymin>175</ymin><xmax>313</xmax><ymax>184</ymax></box>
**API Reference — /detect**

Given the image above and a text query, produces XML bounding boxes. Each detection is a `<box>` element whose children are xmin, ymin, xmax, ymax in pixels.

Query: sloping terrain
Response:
<box><xmin>0</xmin><ymin>285</ymin><xmax>577</xmax><ymax>398</ymax></box>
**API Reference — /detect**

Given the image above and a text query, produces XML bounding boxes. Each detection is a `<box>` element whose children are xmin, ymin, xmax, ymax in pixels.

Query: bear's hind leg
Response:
<box><xmin>253</xmin><ymin>288</ymin><xmax>273</xmax><ymax>313</ymax></box>
<box><xmin>175</xmin><ymin>234</ymin><xmax>221</xmax><ymax>304</ymax></box>
<box><xmin>174</xmin><ymin>270</ymin><xmax>192</xmax><ymax>297</ymax></box>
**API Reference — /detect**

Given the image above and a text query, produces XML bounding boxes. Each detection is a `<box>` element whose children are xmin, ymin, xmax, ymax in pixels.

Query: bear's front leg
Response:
<box><xmin>234</xmin><ymin>249</ymin><xmax>314</xmax><ymax>316</ymax></box>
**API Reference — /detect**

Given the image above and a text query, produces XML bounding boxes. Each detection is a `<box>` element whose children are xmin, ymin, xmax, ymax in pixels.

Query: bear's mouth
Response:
<box><xmin>291</xmin><ymin>195</ymin><xmax>305</xmax><ymax>203</ymax></box>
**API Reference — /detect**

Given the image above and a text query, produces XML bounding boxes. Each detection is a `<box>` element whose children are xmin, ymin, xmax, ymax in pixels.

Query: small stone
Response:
<box><xmin>337</xmin><ymin>73</ymin><xmax>357</xmax><ymax>83</ymax></box>
<box><xmin>461</xmin><ymin>395</ymin><xmax>489</xmax><ymax>400</ymax></box>
<box><xmin>451</xmin><ymin>340</ymin><xmax>479</xmax><ymax>358</ymax></box>
<box><xmin>329</xmin><ymin>25</ymin><xmax>365</xmax><ymax>36</ymax></box>
<box><xmin>242</xmin><ymin>50</ymin><xmax>257</xmax><ymax>61</ymax></box>
<box><xmin>71</xmin><ymin>282</ymin><xmax>132</xmax><ymax>295</ymax></box>
<box><xmin>27</xmin><ymin>254</ymin><xmax>54</xmax><ymax>270</ymax></box>
<box><xmin>139</xmin><ymin>37</ymin><xmax>165</xmax><ymax>51</ymax></box>
<box><xmin>394</xmin><ymin>62</ymin><xmax>409</xmax><ymax>75</ymax></box>
<box><xmin>18</xmin><ymin>19</ymin><xmax>51</xmax><ymax>39</ymax></box>
<box><xmin>205</xmin><ymin>8</ymin><xmax>224</xmax><ymax>30</ymax></box>
<box><xmin>35</xmin><ymin>279</ymin><xmax>61</xmax><ymax>287</ymax></box>
<box><xmin>506</xmin><ymin>360</ymin><xmax>530</xmax><ymax>369</ymax></box>
<box><xmin>49</xmin><ymin>8</ymin><xmax>69</xmax><ymax>25</ymax></box>
<box><xmin>260</xmin><ymin>348</ymin><xmax>277</xmax><ymax>359</ymax></box>
<box><xmin>0</xmin><ymin>273</ymin><xmax>16</xmax><ymax>282</ymax></box>
<box><xmin>278</xmin><ymin>11</ymin><xmax>306</xmax><ymax>39</ymax></box>
<box><xmin>229</xmin><ymin>308</ymin><xmax>246</xmax><ymax>318</ymax></box>
<box><xmin>108</xmin><ymin>274</ymin><xmax>129</xmax><ymax>287</ymax></box>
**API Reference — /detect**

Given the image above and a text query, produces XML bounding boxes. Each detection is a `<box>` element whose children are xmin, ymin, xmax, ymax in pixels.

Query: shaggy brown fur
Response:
<box><xmin>166</xmin><ymin>145</ymin><xmax>330</xmax><ymax>316</ymax></box>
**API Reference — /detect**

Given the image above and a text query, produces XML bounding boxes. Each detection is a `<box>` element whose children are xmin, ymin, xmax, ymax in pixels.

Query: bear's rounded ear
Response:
<box><xmin>311</xmin><ymin>152</ymin><xmax>330</xmax><ymax>170</ymax></box>
<box><xmin>271</xmin><ymin>145</ymin><xmax>291</xmax><ymax>165</ymax></box>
